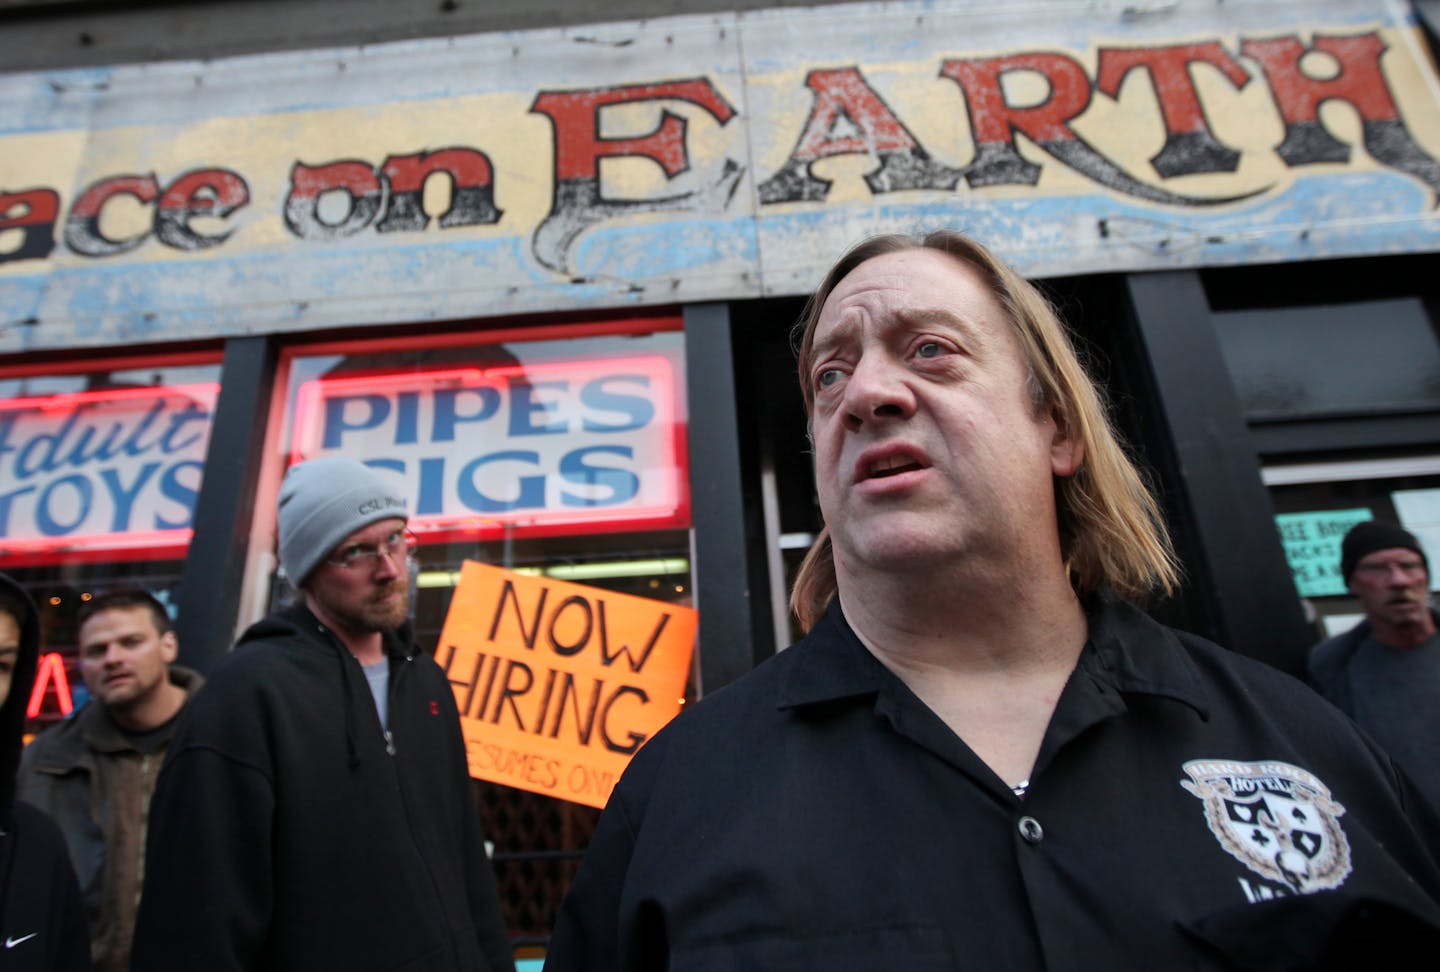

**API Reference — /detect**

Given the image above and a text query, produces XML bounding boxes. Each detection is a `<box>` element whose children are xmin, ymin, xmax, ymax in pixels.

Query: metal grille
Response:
<box><xmin>476</xmin><ymin>781</ymin><xmax>600</xmax><ymax>946</ymax></box>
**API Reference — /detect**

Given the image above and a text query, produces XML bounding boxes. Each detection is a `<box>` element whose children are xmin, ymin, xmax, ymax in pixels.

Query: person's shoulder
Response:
<box><xmin>1306</xmin><ymin>621</ymin><xmax>1367</xmax><ymax>680</ymax></box>
<box><xmin>1097</xmin><ymin>598</ymin><xmax>1338</xmax><ymax>715</ymax></box>
<box><xmin>658</xmin><ymin>638</ymin><xmax>801</xmax><ymax>735</ymax></box>
<box><xmin>610</xmin><ymin>637</ymin><xmax>811</xmax><ymax>793</ymax></box>
<box><xmin>1162</xmin><ymin>622</ymin><xmax>1368</xmax><ymax>738</ymax></box>
<box><xmin>21</xmin><ymin>709</ymin><xmax>86</xmax><ymax>750</ymax></box>
<box><xmin>216</xmin><ymin>608</ymin><xmax>329</xmax><ymax>675</ymax></box>
<box><xmin>1160</xmin><ymin>618</ymin><xmax>1299</xmax><ymax>688</ymax></box>
<box><xmin>602</xmin><ymin>648</ymin><xmax>798</xmax><ymax>823</ymax></box>
<box><xmin>10</xmin><ymin>800</ymin><xmax>71</xmax><ymax>853</ymax></box>
<box><xmin>169</xmin><ymin>664</ymin><xmax>205</xmax><ymax>696</ymax></box>
<box><xmin>18</xmin><ymin>707</ymin><xmax>90</xmax><ymax>768</ymax></box>
<box><xmin>233</xmin><ymin>605</ymin><xmax>311</xmax><ymax>651</ymax></box>
<box><xmin>208</xmin><ymin>639</ymin><xmax>298</xmax><ymax>686</ymax></box>
<box><xmin>186</xmin><ymin>617</ymin><xmax>323</xmax><ymax>717</ymax></box>
<box><xmin>163</xmin><ymin>641</ymin><xmax>305</xmax><ymax>768</ymax></box>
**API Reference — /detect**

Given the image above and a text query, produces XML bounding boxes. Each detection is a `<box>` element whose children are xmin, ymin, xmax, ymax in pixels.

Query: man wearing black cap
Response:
<box><xmin>131</xmin><ymin>456</ymin><xmax>514</xmax><ymax>972</ymax></box>
<box><xmin>1309</xmin><ymin>520</ymin><xmax>1439</xmax><ymax>808</ymax></box>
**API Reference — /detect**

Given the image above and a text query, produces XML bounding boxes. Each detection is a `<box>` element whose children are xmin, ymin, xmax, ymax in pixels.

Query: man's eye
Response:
<box><xmin>917</xmin><ymin>341</ymin><xmax>942</xmax><ymax>358</ymax></box>
<box><xmin>817</xmin><ymin>368</ymin><xmax>842</xmax><ymax>388</ymax></box>
<box><xmin>337</xmin><ymin>546</ymin><xmax>364</xmax><ymax>565</ymax></box>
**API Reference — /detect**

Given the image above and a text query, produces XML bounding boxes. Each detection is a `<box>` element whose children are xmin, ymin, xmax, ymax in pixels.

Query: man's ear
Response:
<box><xmin>1048</xmin><ymin>404</ymin><xmax>1084</xmax><ymax>478</ymax></box>
<box><xmin>161</xmin><ymin>630</ymin><xmax>179</xmax><ymax>665</ymax></box>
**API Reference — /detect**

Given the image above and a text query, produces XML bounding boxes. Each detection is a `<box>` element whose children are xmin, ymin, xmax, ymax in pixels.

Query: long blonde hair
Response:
<box><xmin>789</xmin><ymin>231</ymin><xmax>1178</xmax><ymax>631</ymax></box>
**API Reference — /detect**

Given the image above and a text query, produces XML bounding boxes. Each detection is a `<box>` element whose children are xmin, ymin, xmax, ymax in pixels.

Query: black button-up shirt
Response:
<box><xmin>546</xmin><ymin>598</ymin><xmax>1440</xmax><ymax>970</ymax></box>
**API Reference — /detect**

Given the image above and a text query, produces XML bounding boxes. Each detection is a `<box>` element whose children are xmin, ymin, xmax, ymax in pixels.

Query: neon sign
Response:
<box><xmin>290</xmin><ymin>355</ymin><xmax>688</xmax><ymax>541</ymax></box>
<box><xmin>27</xmin><ymin>652</ymin><xmax>75</xmax><ymax>719</ymax></box>
<box><xmin>0</xmin><ymin>384</ymin><xmax>218</xmax><ymax>565</ymax></box>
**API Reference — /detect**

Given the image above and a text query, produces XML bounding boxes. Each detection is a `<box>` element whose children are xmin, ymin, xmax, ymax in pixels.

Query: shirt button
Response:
<box><xmin>1018</xmin><ymin>816</ymin><xmax>1044</xmax><ymax>844</ymax></box>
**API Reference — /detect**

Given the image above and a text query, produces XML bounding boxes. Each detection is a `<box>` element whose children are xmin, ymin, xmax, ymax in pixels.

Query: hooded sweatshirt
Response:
<box><xmin>0</xmin><ymin>573</ymin><xmax>90</xmax><ymax>971</ymax></box>
<box><xmin>131</xmin><ymin>602</ymin><xmax>514</xmax><ymax>972</ymax></box>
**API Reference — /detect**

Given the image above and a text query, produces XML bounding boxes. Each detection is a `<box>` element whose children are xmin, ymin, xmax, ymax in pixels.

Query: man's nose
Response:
<box><xmin>842</xmin><ymin>355</ymin><xmax>914</xmax><ymax>430</ymax></box>
<box><xmin>372</xmin><ymin>547</ymin><xmax>403</xmax><ymax>579</ymax></box>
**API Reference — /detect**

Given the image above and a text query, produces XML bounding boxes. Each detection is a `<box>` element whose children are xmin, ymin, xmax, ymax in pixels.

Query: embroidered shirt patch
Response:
<box><xmin>1181</xmin><ymin>759</ymin><xmax>1352</xmax><ymax>894</ymax></box>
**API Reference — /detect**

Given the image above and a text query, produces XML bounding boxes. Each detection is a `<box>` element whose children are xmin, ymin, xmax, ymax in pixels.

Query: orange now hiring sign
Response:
<box><xmin>438</xmin><ymin>561</ymin><xmax>696</xmax><ymax>809</ymax></box>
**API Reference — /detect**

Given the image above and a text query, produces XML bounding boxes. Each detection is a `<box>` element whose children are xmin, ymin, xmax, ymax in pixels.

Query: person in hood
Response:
<box><xmin>0</xmin><ymin>574</ymin><xmax>89</xmax><ymax>971</ymax></box>
<box><xmin>131</xmin><ymin>456</ymin><xmax>514</xmax><ymax>972</ymax></box>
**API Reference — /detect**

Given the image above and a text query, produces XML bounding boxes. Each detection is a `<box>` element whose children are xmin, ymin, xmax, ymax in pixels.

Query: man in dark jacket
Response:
<box><xmin>1308</xmin><ymin>520</ymin><xmax>1439</xmax><ymax>808</ymax></box>
<box><xmin>19</xmin><ymin>587</ymin><xmax>202</xmax><ymax>972</ymax></box>
<box><xmin>131</xmin><ymin>456</ymin><xmax>514</xmax><ymax>971</ymax></box>
<box><xmin>0</xmin><ymin>574</ymin><xmax>89</xmax><ymax>971</ymax></box>
<box><xmin>546</xmin><ymin>231</ymin><xmax>1440</xmax><ymax>970</ymax></box>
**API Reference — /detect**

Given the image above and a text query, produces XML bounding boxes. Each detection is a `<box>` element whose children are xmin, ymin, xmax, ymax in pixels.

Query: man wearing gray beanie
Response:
<box><xmin>132</xmin><ymin>457</ymin><xmax>515</xmax><ymax>972</ymax></box>
<box><xmin>1308</xmin><ymin>519</ymin><xmax>1439</xmax><ymax>810</ymax></box>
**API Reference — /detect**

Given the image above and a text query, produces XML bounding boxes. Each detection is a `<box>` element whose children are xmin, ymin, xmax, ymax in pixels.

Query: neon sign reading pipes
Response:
<box><xmin>290</xmin><ymin>355</ymin><xmax>688</xmax><ymax>540</ymax></box>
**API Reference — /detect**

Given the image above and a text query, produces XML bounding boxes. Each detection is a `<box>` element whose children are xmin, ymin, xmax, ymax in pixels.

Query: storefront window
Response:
<box><xmin>1266</xmin><ymin>458</ymin><xmax>1440</xmax><ymax>638</ymax></box>
<box><xmin>0</xmin><ymin>353</ymin><xmax>223</xmax><ymax>736</ymax></box>
<box><xmin>271</xmin><ymin>314</ymin><xmax>690</xmax><ymax>948</ymax></box>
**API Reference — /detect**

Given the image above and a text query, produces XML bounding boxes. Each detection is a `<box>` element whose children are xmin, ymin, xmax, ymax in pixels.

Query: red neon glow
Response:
<box><xmin>283</xmin><ymin>315</ymin><xmax>680</xmax><ymax>360</ymax></box>
<box><xmin>0</xmin><ymin>530</ymin><xmax>196</xmax><ymax>568</ymax></box>
<box><xmin>289</xmin><ymin>355</ymin><xmax>690</xmax><ymax>542</ymax></box>
<box><xmin>0</xmin><ymin>383</ymin><xmax>218</xmax><ymax>567</ymax></box>
<box><xmin>27</xmin><ymin>652</ymin><xmax>75</xmax><ymax>719</ymax></box>
<box><xmin>0</xmin><ymin>382</ymin><xmax>217</xmax><ymax>414</ymax></box>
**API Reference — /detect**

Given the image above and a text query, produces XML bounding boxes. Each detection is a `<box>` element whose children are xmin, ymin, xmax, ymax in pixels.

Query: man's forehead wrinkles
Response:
<box><xmin>894</xmin><ymin>305</ymin><xmax>979</xmax><ymax>336</ymax></box>
<box><xmin>813</xmin><ymin>308</ymin><xmax>864</xmax><ymax>355</ymax></box>
<box><xmin>835</xmin><ymin>267</ymin><xmax>913</xmax><ymax>294</ymax></box>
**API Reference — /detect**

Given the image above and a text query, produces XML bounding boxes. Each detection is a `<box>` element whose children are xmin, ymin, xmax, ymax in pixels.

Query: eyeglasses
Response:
<box><xmin>1353</xmin><ymin>559</ymin><xmax>1427</xmax><ymax>579</ymax></box>
<box><xmin>325</xmin><ymin>530</ymin><xmax>417</xmax><ymax>571</ymax></box>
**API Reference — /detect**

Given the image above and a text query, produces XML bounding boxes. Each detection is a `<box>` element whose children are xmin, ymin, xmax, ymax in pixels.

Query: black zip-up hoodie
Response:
<box><xmin>131</xmin><ymin>603</ymin><xmax>513</xmax><ymax>971</ymax></box>
<box><xmin>0</xmin><ymin>573</ymin><xmax>89</xmax><ymax>971</ymax></box>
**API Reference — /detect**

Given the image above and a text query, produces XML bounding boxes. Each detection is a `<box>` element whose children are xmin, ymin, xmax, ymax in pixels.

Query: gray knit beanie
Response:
<box><xmin>278</xmin><ymin>457</ymin><xmax>408</xmax><ymax>585</ymax></box>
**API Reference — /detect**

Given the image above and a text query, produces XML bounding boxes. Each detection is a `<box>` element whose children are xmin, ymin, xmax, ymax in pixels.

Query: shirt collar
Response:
<box><xmin>1082</xmin><ymin>595</ymin><xmax>1210</xmax><ymax>720</ymax></box>
<box><xmin>777</xmin><ymin>599</ymin><xmax>891</xmax><ymax>711</ymax></box>
<box><xmin>777</xmin><ymin>593</ymin><xmax>1211</xmax><ymax>719</ymax></box>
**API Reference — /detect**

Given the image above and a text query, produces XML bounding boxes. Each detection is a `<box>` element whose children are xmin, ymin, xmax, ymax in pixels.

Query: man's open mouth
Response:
<box><xmin>865</xmin><ymin>454</ymin><xmax>926</xmax><ymax>480</ymax></box>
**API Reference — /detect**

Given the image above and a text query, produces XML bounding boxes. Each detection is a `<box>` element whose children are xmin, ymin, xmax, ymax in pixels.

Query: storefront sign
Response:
<box><xmin>1392</xmin><ymin>488</ymin><xmax>1440</xmax><ymax>591</ymax></box>
<box><xmin>1275</xmin><ymin>508</ymin><xmax>1374</xmax><ymax>598</ymax></box>
<box><xmin>4</xmin><ymin>0</ymin><xmax>1440</xmax><ymax>350</ymax></box>
<box><xmin>438</xmin><ymin>561</ymin><xmax>696</xmax><ymax>808</ymax></box>
<box><xmin>0</xmin><ymin>384</ymin><xmax>217</xmax><ymax>563</ymax></box>
<box><xmin>289</xmin><ymin>355</ymin><xmax>687</xmax><ymax>539</ymax></box>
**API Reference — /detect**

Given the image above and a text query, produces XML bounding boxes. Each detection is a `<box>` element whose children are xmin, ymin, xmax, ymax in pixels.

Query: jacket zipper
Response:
<box><xmin>382</xmin><ymin>653</ymin><xmax>409</xmax><ymax>757</ymax></box>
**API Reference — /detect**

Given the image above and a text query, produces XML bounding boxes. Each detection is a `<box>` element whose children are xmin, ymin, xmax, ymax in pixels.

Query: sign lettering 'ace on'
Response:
<box><xmin>439</xmin><ymin>561</ymin><xmax>696</xmax><ymax>808</ymax></box>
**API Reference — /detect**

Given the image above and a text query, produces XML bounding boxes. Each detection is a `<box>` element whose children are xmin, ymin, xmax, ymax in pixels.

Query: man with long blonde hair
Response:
<box><xmin>546</xmin><ymin>231</ymin><xmax>1440</xmax><ymax>970</ymax></box>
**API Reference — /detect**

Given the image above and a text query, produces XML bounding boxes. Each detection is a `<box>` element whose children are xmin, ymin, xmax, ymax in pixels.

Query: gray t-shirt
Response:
<box><xmin>362</xmin><ymin>656</ymin><xmax>390</xmax><ymax>730</ymax></box>
<box><xmin>1349</xmin><ymin>630</ymin><xmax>1440</xmax><ymax>811</ymax></box>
